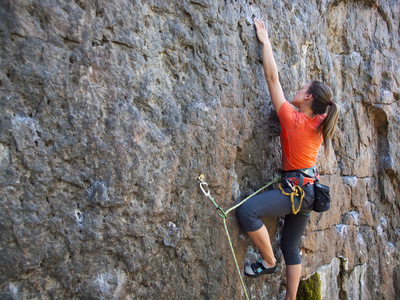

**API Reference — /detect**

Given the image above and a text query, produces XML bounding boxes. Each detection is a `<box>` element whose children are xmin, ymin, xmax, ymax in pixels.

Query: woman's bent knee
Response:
<box><xmin>236</xmin><ymin>205</ymin><xmax>263</xmax><ymax>232</ymax></box>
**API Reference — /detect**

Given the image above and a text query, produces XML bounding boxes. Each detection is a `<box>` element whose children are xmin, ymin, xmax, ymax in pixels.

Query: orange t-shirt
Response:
<box><xmin>277</xmin><ymin>101</ymin><xmax>325</xmax><ymax>171</ymax></box>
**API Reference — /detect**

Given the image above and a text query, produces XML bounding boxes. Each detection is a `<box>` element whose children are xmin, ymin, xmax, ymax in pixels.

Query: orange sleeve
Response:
<box><xmin>277</xmin><ymin>101</ymin><xmax>298</xmax><ymax>130</ymax></box>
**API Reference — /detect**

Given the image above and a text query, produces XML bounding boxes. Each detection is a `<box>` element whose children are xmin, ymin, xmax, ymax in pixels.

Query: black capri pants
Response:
<box><xmin>236</xmin><ymin>182</ymin><xmax>315</xmax><ymax>265</ymax></box>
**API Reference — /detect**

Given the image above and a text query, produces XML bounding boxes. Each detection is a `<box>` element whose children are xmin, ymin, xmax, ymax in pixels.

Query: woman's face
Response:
<box><xmin>291</xmin><ymin>83</ymin><xmax>312</xmax><ymax>108</ymax></box>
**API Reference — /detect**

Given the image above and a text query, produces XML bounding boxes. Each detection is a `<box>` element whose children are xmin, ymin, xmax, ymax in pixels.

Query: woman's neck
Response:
<box><xmin>299</xmin><ymin>107</ymin><xmax>315</xmax><ymax>118</ymax></box>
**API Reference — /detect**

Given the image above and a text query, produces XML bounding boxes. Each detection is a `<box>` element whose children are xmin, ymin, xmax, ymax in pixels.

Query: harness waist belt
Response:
<box><xmin>283</xmin><ymin>166</ymin><xmax>317</xmax><ymax>177</ymax></box>
<box><xmin>282</xmin><ymin>166</ymin><xmax>317</xmax><ymax>186</ymax></box>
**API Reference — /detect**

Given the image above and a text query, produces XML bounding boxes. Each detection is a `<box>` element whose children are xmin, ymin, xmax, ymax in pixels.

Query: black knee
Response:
<box><xmin>281</xmin><ymin>238</ymin><xmax>301</xmax><ymax>265</ymax></box>
<box><xmin>236</xmin><ymin>205</ymin><xmax>248</xmax><ymax>228</ymax></box>
<box><xmin>236</xmin><ymin>204</ymin><xmax>263</xmax><ymax>232</ymax></box>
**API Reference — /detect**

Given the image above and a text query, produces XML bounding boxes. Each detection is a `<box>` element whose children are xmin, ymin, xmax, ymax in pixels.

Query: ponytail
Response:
<box><xmin>319</xmin><ymin>102</ymin><xmax>339</xmax><ymax>156</ymax></box>
<box><xmin>308</xmin><ymin>81</ymin><xmax>340</xmax><ymax>156</ymax></box>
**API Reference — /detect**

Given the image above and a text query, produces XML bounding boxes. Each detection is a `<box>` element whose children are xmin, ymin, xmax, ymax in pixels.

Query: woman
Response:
<box><xmin>236</xmin><ymin>19</ymin><xmax>339</xmax><ymax>300</ymax></box>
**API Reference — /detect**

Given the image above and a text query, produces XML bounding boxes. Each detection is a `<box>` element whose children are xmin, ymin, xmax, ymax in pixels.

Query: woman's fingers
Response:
<box><xmin>254</xmin><ymin>18</ymin><xmax>265</xmax><ymax>30</ymax></box>
<box><xmin>253</xmin><ymin>18</ymin><xmax>269</xmax><ymax>43</ymax></box>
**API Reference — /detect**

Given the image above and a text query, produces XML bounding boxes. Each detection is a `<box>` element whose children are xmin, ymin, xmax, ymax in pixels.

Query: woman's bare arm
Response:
<box><xmin>254</xmin><ymin>18</ymin><xmax>286</xmax><ymax>113</ymax></box>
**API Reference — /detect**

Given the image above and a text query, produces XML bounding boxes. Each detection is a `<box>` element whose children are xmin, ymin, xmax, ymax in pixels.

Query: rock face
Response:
<box><xmin>0</xmin><ymin>0</ymin><xmax>399</xmax><ymax>299</ymax></box>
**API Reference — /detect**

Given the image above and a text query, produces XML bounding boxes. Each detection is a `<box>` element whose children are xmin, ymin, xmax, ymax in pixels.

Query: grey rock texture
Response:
<box><xmin>0</xmin><ymin>0</ymin><xmax>399</xmax><ymax>299</ymax></box>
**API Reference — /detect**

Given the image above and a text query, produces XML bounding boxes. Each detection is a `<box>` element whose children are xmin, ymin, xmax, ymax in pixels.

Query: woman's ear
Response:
<box><xmin>305</xmin><ymin>93</ymin><xmax>313</xmax><ymax>101</ymax></box>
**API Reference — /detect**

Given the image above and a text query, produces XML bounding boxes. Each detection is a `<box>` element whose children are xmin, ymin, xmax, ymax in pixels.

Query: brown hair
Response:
<box><xmin>308</xmin><ymin>81</ymin><xmax>340</xmax><ymax>156</ymax></box>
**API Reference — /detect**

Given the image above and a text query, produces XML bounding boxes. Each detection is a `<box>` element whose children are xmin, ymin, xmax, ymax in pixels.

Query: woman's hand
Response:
<box><xmin>254</xmin><ymin>18</ymin><xmax>270</xmax><ymax>45</ymax></box>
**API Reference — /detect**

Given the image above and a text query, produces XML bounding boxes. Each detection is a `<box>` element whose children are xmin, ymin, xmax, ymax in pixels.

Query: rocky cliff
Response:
<box><xmin>1</xmin><ymin>0</ymin><xmax>399</xmax><ymax>299</ymax></box>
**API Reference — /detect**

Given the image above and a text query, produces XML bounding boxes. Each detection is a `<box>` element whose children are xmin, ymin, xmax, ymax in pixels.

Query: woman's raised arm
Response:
<box><xmin>254</xmin><ymin>18</ymin><xmax>286</xmax><ymax>113</ymax></box>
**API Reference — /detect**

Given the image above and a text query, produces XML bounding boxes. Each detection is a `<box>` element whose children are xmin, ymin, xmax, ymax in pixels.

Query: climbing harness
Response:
<box><xmin>278</xmin><ymin>181</ymin><xmax>305</xmax><ymax>215</ymax></box>
<box><xmin>279</xmin><ymin>166</ymin><xmax>316</xmax><ymax>214</ymax></box>
<box><xmin>197</xmin><ymin>174</ymin><xmax>280</xmax><ymax>300</ymax></box>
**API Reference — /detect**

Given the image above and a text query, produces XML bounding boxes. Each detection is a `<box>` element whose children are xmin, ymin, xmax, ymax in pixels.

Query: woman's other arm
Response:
<box><xmin>254</xmin><ymin>18</ymin><xmax>286</xmax><ymax>113</ymax></box>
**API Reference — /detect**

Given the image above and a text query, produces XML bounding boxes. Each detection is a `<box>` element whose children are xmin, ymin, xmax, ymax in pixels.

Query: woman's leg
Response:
<box><xmin>236</xmin><ymin>189</ymin><xmax>292</xmax><ymax>271</ymax></box>
<box><xmin>285</xmin><ymin>264</ymin><xmax>301</xmax><ymax>300</ymax></box>
<box><xmin>247</xmin><ymin>225</ymin><xmax>276</xmax><ymax>266</ymax></box>
<box><xmin>281</xmin><ymin>212</ymin><xmax>310</xmax><ymax>297</ymax></box>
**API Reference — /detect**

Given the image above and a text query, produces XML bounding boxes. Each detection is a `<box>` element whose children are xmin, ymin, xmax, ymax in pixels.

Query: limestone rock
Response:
<box><xmin>0</xmin><ymin>0</ymin><xmax>399</xmax><ymax>299</ymax></box>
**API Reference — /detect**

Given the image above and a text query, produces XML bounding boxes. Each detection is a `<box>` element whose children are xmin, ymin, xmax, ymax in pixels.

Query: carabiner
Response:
<box><xmin>217</xmin><ymin>207</ymin><xmax>227</xmax><ymax>219</ymax></box>
<box><xmin>285</xmin><ymin>179</ymin><xmax>295</xmax><ymax>191</ymax></box>
<box><xmin>199</xmin><ymin>182</ymin><xmax>210</xmax><ymax>197</ymax></box>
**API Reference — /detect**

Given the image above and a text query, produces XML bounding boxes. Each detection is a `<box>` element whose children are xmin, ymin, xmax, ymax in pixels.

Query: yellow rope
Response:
<box><xmin>197</xmin><ymin>176</ymin><xmax>281</xmax><ymax>300</ymax></box>
<box><xmin>278</xmin><ymin>183</ymin><xmax>305</xmax><ymax>215</ymax></box>
<box><xmin>197</xmin><ymin>175</ymin><xmax>306</xmax><ymax>299</ymax></box>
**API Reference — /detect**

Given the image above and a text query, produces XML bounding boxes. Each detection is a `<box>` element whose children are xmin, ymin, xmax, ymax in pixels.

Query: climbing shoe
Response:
<box><xmin>244</xmin><ymin>258</ymin><xmax>279</xmax><ymax>278</ymax></box>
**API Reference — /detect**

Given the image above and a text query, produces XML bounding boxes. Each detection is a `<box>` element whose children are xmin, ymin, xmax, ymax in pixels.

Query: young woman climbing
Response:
<box><xmin>236</xmin><ymin>18</ymin><xmax>340</xmax><ymax>300</ymax></box>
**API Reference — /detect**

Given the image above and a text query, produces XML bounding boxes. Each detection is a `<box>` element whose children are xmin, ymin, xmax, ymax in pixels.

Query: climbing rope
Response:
<box><xmin>278</xmin><ymin>182</ymin><xmax>305</xmax><ymax>215</ymax></box>
<box><xmin>197</xmin><ymin>174</ymin><xmax>281</xmax><ymax>300</ymax></box>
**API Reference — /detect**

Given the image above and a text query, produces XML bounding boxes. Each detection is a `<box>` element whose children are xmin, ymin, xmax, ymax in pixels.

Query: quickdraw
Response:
<box><xmin>197</xmin><ymin>174</ymin><xmax>281</xmax><ymax>300</ymax></box>
<box><xmin>278</xmin><ymin>181</ymin><xmax>305</xmax><ymax>215</ymax></box>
